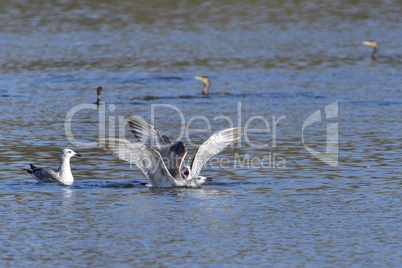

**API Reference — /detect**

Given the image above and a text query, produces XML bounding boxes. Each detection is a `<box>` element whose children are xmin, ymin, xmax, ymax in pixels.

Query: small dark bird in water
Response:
<box><xmin>362</xmin><ymin>41</ymin><xmax>379</xmax><ymax>60</ymax></box>
<box><xmin>194</xmin><ymin>76</ymin><xmax>211</xmax><ymax>95</ymax></box>
<box><xmin>194</xmin><ymin>76</ymin><xmax>230</xmax><ymax>96</ymax></box>
<box><xmin>96</xmin><ymin>86</ymin><xmax>103</xmax><ymax>105</ymax></box>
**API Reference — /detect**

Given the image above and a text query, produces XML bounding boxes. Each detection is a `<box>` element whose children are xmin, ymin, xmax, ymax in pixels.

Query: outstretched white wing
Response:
<box><xmin>189</xmin><ymin>127</ymin><xmax>243</xmax><ymax>178</ymax></box>
<box><xmin>99</xmin><ymin>138</ymin><xmax>177</xmax><ymax>187</ymax></box>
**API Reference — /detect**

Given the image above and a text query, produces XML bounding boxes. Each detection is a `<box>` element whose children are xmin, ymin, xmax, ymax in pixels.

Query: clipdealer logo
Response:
<box><xmin>63</xmin><ymin>101</ymin><xmax>339</xmax><ymax>169</ymax></box>
<box><xmin>302</xmin><ymin>101</ymin><xmax>338</xmax><ymax>167</ymax></box>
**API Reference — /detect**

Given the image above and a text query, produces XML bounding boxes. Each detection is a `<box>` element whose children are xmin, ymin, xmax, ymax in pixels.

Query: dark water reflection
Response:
<box><xmin>1</xmin><ymin>0</ymin><xmax>401</xmax><ymax>267</ymax></box>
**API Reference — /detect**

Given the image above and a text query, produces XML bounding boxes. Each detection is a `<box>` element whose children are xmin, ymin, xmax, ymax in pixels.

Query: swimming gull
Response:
<box><xmin>23</xmin><ymin>148</ymin><xmax>81</xmax><ymax>185</ymax></box>
<box><xmin>99</xmin><ymin>116</ymin><xmax>243</xmax><ymax>188</ymax></box>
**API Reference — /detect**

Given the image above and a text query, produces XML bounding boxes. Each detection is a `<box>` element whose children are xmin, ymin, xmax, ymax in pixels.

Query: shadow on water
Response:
<box><xmin>0</xmin><ymin>180</ymin><xmax>268</xmax><ymax>191</ymax></box>
<box><xmin>130</xmin><ymin>91</ymin><xmax>327</xmax><ymax>102</ymax></box>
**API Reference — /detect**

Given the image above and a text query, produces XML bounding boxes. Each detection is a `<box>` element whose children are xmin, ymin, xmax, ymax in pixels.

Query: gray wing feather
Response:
<box><xmin>32</xmin><ymin>168</ymin><xmax>59</xmax><ymax>183</ymax></box>
<box><xmin>99</xmin><ymin>138</ymin><xmax>177</xmax><ymax>187</ymax></box>
<box><xmin>126</xmin><ymin>116</ymin><xmax>172</xmax><ymax>162</ymax></box>
<box><xmin>189</xmin><ymin>127</ymin><xmax>243</xmax><ymax>178</ymax></box>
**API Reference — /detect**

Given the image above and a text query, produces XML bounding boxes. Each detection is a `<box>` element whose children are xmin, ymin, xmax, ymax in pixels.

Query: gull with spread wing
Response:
<box><xmin>99</xmin><ymin>116</ymin><xmax>242</xmax><ymax>188</ymax></box>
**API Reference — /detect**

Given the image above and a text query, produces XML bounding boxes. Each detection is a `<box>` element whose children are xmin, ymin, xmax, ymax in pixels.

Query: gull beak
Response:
<box><xmin>206</xmin><ymin>177</ymin><xmax>213</xmax><ymax>182</ymax></box>
<box><xmin>75</xmin><ymin>153</ymin><xmax>82</xmax><ymax>157</ymax></box>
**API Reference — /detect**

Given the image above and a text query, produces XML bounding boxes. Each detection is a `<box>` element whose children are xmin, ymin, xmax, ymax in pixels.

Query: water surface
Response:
<box><xmin>0</xmin><ymin>1</ymin><xmax>401</xmax><ymax>267</ymax></box>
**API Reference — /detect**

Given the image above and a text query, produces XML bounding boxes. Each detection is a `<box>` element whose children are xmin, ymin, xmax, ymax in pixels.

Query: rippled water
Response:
<box><xmin>1</xmin><ymin>1</ymin><xmax>401</xmax><ymax>267</ymax></box>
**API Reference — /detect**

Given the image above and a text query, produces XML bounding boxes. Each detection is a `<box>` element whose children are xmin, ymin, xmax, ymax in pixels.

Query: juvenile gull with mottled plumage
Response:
<box><xmin>99</xmin><ymin>116</ymin><xmax>243</xmax><ymax>188</ymax></box>
<box><xmin>23</xmin><ymin>148</ymin><xmax>81</xmax><ymax>185</ymax></box>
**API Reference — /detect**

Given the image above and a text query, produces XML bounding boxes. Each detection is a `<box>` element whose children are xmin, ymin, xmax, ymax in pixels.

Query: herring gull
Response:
<box><xmin>23</xmin><ymin>148</ymin><xmax>81</xmax><ymax>185</ymax></box>
<box><xmin>99</xmin><ymin>116</ymin><xmax>242</xmax><ymax>188</ymax></box>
